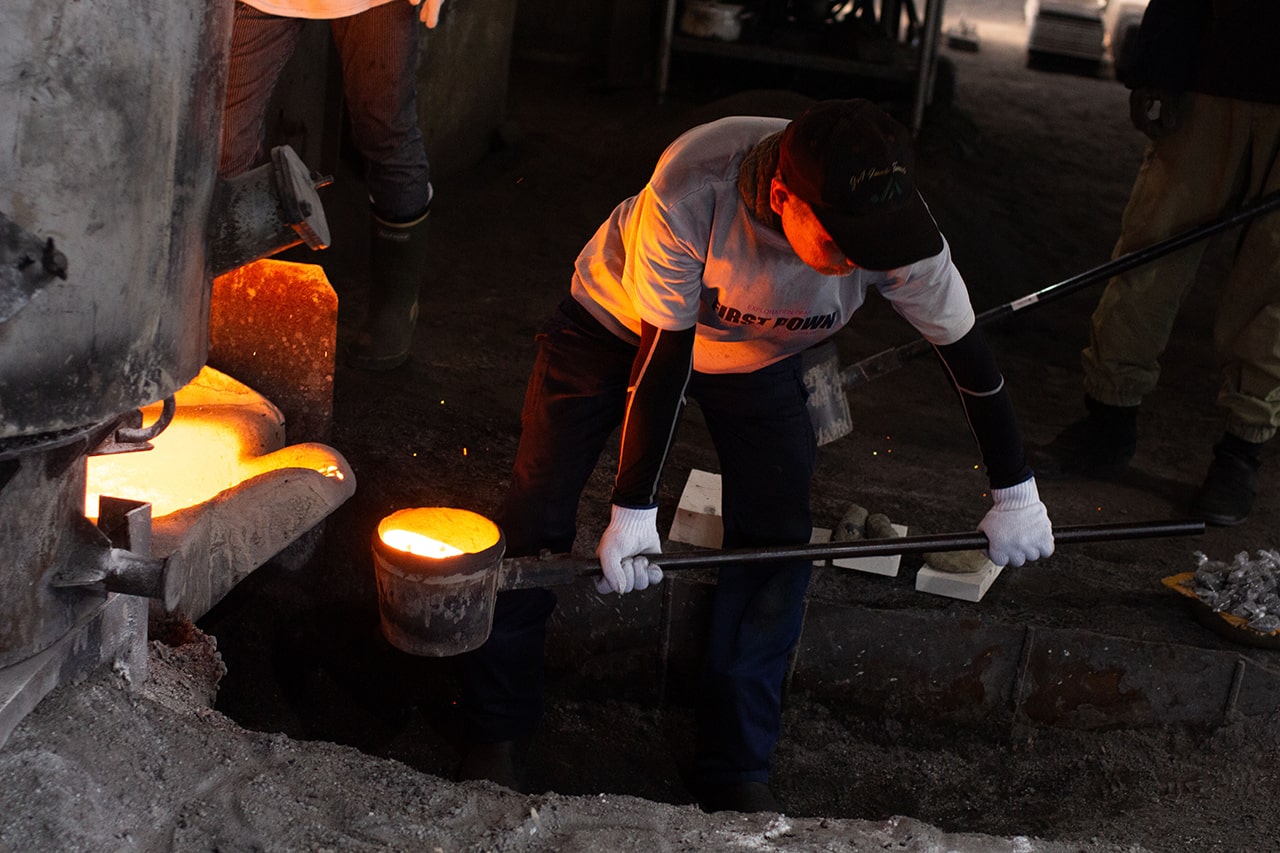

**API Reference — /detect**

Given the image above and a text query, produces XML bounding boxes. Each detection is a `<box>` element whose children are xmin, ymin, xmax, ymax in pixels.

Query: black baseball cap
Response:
<box><xmin>777</xmin><ymin>99</ymin><xmax>942</xmax><ymax>270</ymax></box>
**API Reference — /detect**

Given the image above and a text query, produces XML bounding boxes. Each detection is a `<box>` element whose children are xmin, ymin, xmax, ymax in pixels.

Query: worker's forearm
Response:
<box><xmin>934</xmin><ymin>327</ymin><xmax>1031</xmax><ymax>489</ymax></box>
<box><xmin>612</xmin><ymin>323</ymin><xmax>695</xmax><ymax>507</ymax></box>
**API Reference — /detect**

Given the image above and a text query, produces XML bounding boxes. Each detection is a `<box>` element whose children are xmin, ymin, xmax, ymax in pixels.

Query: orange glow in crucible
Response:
<box><xmin>377</xmin><ymin>506</ymin><xmax>501</xmax><ymax>563</ymax></box>
<box><xmin>381</xmin><ymin>529</ymin><xmax>465</xmax><ymax>558</ymax></box>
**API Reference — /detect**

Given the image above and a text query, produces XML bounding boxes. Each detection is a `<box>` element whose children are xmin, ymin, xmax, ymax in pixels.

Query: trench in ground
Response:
<box><xmin>197</xmin><ymin>532</ymin><xmax>1280</xmax><ymax>844</ymax></box>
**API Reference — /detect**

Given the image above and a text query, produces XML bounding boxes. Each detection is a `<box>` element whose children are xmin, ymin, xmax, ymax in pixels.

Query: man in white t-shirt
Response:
<box><xmin>458</xmin><ymin>99</ymin><xmax>1056</xmax><ymax>812</ymax></box>
<box><xmin>220</xmin><ymin>0</ymin><xmax>444</xmax><ymax>370</ymax></box>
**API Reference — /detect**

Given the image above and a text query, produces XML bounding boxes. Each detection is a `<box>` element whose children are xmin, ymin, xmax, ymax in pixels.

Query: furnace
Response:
<box><xmin>0</xmin><ymin>0</ymin><xmax>352</xmax><ymax>747</ymax></box>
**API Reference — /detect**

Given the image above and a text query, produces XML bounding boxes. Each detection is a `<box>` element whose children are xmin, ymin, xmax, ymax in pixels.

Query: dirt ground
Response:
<box><xmin>4</xmin><ymin>1</ymin><xmax>1280</xmax><ymax>850</ymax></box>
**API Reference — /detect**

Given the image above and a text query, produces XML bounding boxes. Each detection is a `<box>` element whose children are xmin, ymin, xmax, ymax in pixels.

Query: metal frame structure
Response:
<box><xmin>656</xmin><ymin>0</ymin><xmax>945</xmax><ymax>132</ymax></box>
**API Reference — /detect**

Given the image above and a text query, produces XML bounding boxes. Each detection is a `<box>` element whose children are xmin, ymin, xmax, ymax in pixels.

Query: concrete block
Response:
<box><xmin>668</xmin><ymin>469</ymin><xmax>723</xmax><ymax>548</ymax></box>
<box><xmin>832</xmin><ymin>523</ymin><xmax>907</xmax><ymax>577</ymax></box>
<box><xmin>916</xmin><ymin>560</ymin><xmax>1004</xmax><ymax>601</ymax></box>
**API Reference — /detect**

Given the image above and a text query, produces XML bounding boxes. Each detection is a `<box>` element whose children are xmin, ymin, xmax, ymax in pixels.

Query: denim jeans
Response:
<box><xmin>461</xmin><ymin>296</ymin><xmax>818</xmax><ymax>787</ymax></box>
<box><xmin>220</xmin><ymin>1</ymin><xmax>432</xmax><ymax>222</ymax></box>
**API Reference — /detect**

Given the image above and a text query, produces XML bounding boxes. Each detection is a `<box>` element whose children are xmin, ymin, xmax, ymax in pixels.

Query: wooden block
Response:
<box><xmin>832</xmin><ymin>523</ymin><xmax>907</xmax><ymax>577</ymax></box>
<box><xmin>668</xmin><ymin>469</ymin><xmax>723</xmax><ymax>548</ymax></box>
<box><xmin>915</xmin><ymin>561</ymin><xmax>1004</xmax><ymax>601</ymax></box>
<box><xmin>668</xmin><ymin>471</ymin><xmax>834</xmax><ymax>566</ymax></box>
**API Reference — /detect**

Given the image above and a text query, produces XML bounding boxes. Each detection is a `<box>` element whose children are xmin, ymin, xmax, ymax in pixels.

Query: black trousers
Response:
<box><xmin>461</xmin><ymin>297</ymin><xmax>817</xmax><ymax>786</ymax></box>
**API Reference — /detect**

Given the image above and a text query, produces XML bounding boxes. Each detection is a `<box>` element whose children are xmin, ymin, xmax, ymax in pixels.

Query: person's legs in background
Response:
<box><xmin>1194</xmin><ymin>100</ymin><xmax>1280</xmax><ymax>524</ymax></box>
<box><xmin>1036</xmin><ymin>94</ymin><xmax>1248</xmax><ymax>481</ymax></box>
<box><xmin>688</xmin><ymin>356</ymin><xmax>816</xmax><ymax>813</ymax></box>
<box><xmin>331</xmin><ymin>3</ymin><xmax>433</xmax><ymax>370</ymax></box>
<box><xmin>220</xmin><ymin>4</ymin><xmax>308</xmax><ymax>177</ymax></box>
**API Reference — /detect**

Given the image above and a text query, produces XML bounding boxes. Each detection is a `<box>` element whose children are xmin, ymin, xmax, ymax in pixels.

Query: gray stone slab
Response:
<box><xmin>1015</xmin><ymin>626</ymin><xmax>1238</xmax><ymax>728</ymax></box>
<box><xmin>791</xmin><ymin>602</ymin><xmax>1026</xmax><ymax>724</ymax></box>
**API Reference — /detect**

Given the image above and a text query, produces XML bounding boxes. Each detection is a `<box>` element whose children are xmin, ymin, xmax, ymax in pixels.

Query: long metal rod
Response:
<box><xmin>910</xmin><ymin>0</ymin><xmax>943</xmax><ymax>134</ymax></box>
<box><xmin>498</xmin><ymin>519</ymin><xmax>1204</xmax><ymax>591</ymax></box>
<box><xmin>840</xmin><ymin>190</ymin><xmax>1280</xmax><ymax>389</ymax></box>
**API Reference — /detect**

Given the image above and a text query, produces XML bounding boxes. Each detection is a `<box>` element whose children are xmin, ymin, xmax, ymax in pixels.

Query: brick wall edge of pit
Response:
<box><xmin>208</xmin><ymin>259</ymin><xmax>337</xmax><ymax>446</ymax></box>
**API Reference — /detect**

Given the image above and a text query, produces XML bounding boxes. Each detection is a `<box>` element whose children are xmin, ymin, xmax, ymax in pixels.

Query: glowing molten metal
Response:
<box><xmin>84</xmin><ymin>366</ymin><xmax>348</xmax><ymax>520</ymax></box>
<box><xmin>377</xmin><ymin>507</ymin><xmax>501</xmax><ymax>566</ymax></box>
<box><xmin>381</xmin><ymin>530</ymin><xmax>464</xmax><ymax>558</ymax></box>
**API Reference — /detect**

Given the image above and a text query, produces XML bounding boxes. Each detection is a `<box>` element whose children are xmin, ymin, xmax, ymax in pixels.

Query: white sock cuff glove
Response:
<box><xmin>990</xmin><ymin>477</ymin><xmax>1040</xmax><ymax>509</ymax></box>
<box><xmin>607</xmin><ymin>504</ymin><xmax>658</xmax><ymax>539</ymax></box>
<box><xmin>978</xmin><ymin>477</ymin><xmax>1055</xmax><ymax>568</ymax></box>
<box><xmin>595</xmin><ymin>504</ymin><xmax>664</xmax><ymax>595</ymax></box>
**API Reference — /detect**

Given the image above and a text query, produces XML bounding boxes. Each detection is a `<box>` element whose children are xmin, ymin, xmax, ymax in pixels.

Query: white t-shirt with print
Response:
<box><xmin>570</xmin><ymin>115</ymin><xmax>976</xmax><ymax>375</ymax></box>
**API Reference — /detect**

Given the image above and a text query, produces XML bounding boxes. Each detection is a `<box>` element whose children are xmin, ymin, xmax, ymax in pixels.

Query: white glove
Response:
<box><xmin>595</xmin><ymin>505</ymin><xmax>664</xmax><ymax>595</ymax></box>
<box><xmin>977</xmin><ymin>478</ymin><xmax>1055</xmax><ymax>568</ymax></box>
<box><xmin>408</xmin><ymin>0</ymin><xmax>446</xmax><ymax>28</ymax></box>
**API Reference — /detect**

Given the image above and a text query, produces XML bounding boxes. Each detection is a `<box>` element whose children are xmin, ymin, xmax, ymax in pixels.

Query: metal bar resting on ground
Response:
<box><xmin>839</xmin><ymin>190</ymin><xmax>1280</xmax><ymax>389</ymax></box>
<box><xmin>497</xmin><ymin>519</ymin><xmax>1205</xmax><ymax>590</ymax></box>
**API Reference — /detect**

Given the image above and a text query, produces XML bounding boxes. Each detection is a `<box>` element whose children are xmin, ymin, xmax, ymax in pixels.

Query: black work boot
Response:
<box><xmin>1030</xmin><ymin>396</ymin><xmax>1138</xmax><ymax>480</ymax></box>
<box><xmin>456</xmin><ymin>739</ymin><xmax>526</xmax><ymax>791</ymax></box>
<box><xmin>696</xmin><ymin>780</ymin><xmax>780</xmax><ymax>814</ymax></box>
<box><xmin>346</xmin><ymin>207</ymin><xmax>430</xmax><ymax>371</ymax></box>
<box><xmin>1192</xmin><ymin>435</ymin><xmax>1263</xmax><ymax>527</ymax></box>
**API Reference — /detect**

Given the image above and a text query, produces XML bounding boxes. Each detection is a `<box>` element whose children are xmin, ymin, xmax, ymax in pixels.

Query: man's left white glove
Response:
<box><xmin>977</xmin><ymin>477</ymin><xmax>1054</xmax><ymax>568</ymax></box>
<box><xmin>595</xmin><ymin>505</ymin><xmax>664</xmax><ymax>595</ymax></box>
<box><xmin>408</xmin><ymin>0</ymin><xmax>446</xmax><ymax>28</ymax></box>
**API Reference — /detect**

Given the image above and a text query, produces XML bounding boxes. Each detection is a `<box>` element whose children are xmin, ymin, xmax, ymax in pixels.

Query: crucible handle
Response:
<box><xmin>496</xmin><ymin>519</ymin><xmax>1205</xmax><ymax>591</ymax></box>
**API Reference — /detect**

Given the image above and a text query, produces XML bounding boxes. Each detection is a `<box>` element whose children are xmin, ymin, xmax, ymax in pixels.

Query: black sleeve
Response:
<box><xmin>611</xmin><ymin>321</ymin><xmax>695</xmax><ymax>508</ymax></box>
<box><xmin>933</xmin><ymin>326</ymin><xmax>1032</xmax><ymax>490</ymax></box>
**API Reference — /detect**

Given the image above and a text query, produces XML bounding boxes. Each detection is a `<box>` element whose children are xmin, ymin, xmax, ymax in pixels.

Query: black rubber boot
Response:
<box><xmin>1192</xmin><ymin>435</ymin><xmax>1263</xmax><ymax>527</ymax></box>
<box><xmin>345</xmin><ymin>207</ymin><xmax>429</xmax><ymax>371</ymax></box>
<box><xmin>456</xmin><ymin>739</ymin><xmax>527</xmax><ymax>791</ymax></box>
<box><xmin>1030</xmin><ymin>395</ymin><xmax>1138</xmax><ymax>480</ymax></box>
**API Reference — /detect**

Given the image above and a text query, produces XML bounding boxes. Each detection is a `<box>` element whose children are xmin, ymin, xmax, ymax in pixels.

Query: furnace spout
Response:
<box><xmin>52</xmin><ymin>511</ymin><xmax>187</xmax><ymax>613</ymax></box>
<box><xmin>206</xmin><ymin>145</ymin><xmax>332</xmax><ymax>277</ymax></box>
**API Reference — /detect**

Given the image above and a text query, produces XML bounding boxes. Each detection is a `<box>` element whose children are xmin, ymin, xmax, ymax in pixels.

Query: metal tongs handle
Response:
<box><xmin>499</xmin><ymin>519</ymin><xmax>1205</xmax><ymax>590</ymax></box>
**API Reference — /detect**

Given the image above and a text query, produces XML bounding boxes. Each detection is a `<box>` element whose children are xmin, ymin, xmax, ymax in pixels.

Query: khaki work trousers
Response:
<box><xmin>1083</xmin><ymin>93</ymin><xmax>1280</xmax><ymax>444</ymax></box>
